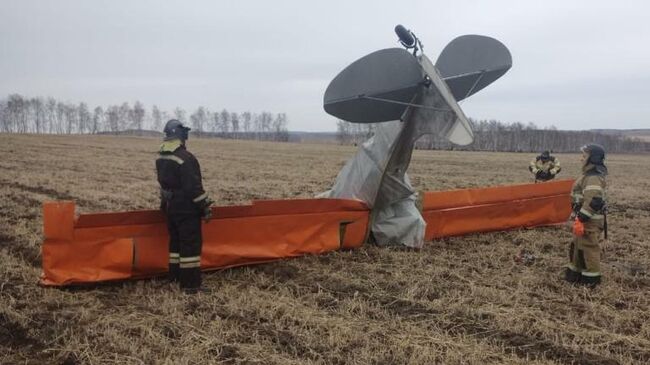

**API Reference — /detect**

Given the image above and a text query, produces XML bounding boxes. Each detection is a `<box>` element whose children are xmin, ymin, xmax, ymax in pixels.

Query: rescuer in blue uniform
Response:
<box><xmin>156</xmin><ymin>119</ymin><xmax>213</xmax><ymax>293</ymax></box>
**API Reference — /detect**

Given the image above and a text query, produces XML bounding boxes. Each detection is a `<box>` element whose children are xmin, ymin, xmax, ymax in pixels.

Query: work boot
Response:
<box><xmin>580</xmin><ymin>275</ymin><xmax>601</xmax><ymax>288</ymax></box>
<box><xmin>564</xmin><ymin>268</ymin><xmax>581</xmax><ymax>284</ymax></box>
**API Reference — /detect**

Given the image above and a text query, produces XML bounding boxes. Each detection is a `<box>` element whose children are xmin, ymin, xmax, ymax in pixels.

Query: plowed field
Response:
<box><xmin>1</xmin><ymin>134</ymin><xmax>649</xmax><ymax>364</ymax></box>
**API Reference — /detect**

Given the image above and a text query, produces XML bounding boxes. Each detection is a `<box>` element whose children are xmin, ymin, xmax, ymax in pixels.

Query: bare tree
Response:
<box><xmin>260</xmin><ymin>112</ymin><xmax>273</xmax><ymax>134</ymax></box>
<box><xmin>92</xmin><ymin>106</ymin><xmax>104</xmax><ymax>134</ymax></box>
<box><xmin>31</xmin><ymin>97</ymin><xmax>46</xmax><ymax>134</ymax></box>
<box><xmin>151</xmin><ymin>105</ymin><xmax>162</xmax><ymax>132</ymax></box>
<box><xmin>230</xmin><ymin>111</ymin><xmax>239</xmax><ymax>138</ymax></box>
<box><xmin>161</xmin><ymin>110</ymin><xmax>172</xmax><ymax>126</ymax></box>
<box><xmin>0</xmin><ymin>99</ymin><xmax>7</xmax><ymax>133</ymax></box>
<box><xmin>132</xmin><ymin>101</ymin><xmax>146</xmax><ymax>132</ymax></box>
<box><xmin>105</xmin><ymin>105</ymin><xmax>120</xmax><ymax>133</ymax></box>
<box><xmin>241</xmin><ymin>111</ymin><xmax>252</xmax><ymax>136</ymax></box>
<box><xmin>272</xmin><ymin>113</ymin><xmax>289</xmax><ymax>141</ymax></box>
<box><xmin>211</xmin><ymin>111</ymin><xmax>220</xmax><ymax>133</ymax></box>
<box><xmin>173</xmin><ymin>107</ymin><xmax>186</xmax><ymax>124</ymax></box>
<box><xmin>78</xmin><ymin>102</ymin><xmax>91</xmax><ymax>134</ymax></box>
<box><xmin>45</xmin><ymin>98</ymin><xmax>57</xmax><ymax>133</ymax></box>
<box><xmin>336</xmin><ymin>120</ymin><xmax>352</xmax><ymax>144</ymax></box>
<box><xmin>219</xmin><ymin>109</ymin><xmax>230</xmax><ymax>135</ymax></box>
<box><xmin>118</xmin><ymin>102</ymin><xmax>131</xmax><ymax>131</ymax></box>
<box><xmin>64</xmin><ymin>103</ymin><xmax>78</xmax><ymax>134</ymax></box>
<box><xmin>7</xmin><ymin>94</ymin><xmax>26</xmax><ymax>133</ymax></box>
<box><xmin>190</xmin><ymin>106</ymin><xmax>207</xmax><ymax>134</ymax></box>
<box><xmin>54</xmin><ymin>102</ymin><xmax>66</xmax><ymax>134</ymax></box>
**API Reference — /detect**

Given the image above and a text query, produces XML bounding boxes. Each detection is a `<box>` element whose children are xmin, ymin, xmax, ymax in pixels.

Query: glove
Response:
<box><xmin>571</xmin><ymin>202</ymin><xmax>581</xmax><ymax>213</ymax></box>
<box><xmin>535</xmin><ymin>171</ymin><xmax>547</xmax><ymax>180</ymax></box>
<box><xmin>572</xmin><ymin>217</ymin><xmax>585</xmax><ymax>236</ymax></box>
<box><xmin>199</xmin><ymin>197</ymin><xmax>214</xmax><ymax>222</ymax></box>
<box><xmin>577</xmin><ymin>211</ymin><xmax>590</xmax><ymax>222</ymax></box>
<box><xmin>159</xmin><ymin>189</ymin><xmax>173</xmax><ymax>213</ymax></box>
<box><xmin>202</xmin><ymin>206</ymin><xmax>212</xmax><ymax>222</ymax></box>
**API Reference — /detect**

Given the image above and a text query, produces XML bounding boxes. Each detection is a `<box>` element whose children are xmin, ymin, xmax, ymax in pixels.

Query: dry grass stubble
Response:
<box><xmin>0</xmin><ymin>134</ymin><xmax>649</xmax><ymax>364</ymax></box>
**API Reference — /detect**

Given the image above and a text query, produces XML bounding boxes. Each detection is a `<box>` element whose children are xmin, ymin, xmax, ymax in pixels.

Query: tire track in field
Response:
<box><xmin>375</xmin><ymin>295</ymin><xmax>643</xmax><ymax>365</ymax></box>
<box><xmin>0</xmin><ymin>179</ymin><xmax>104</xmax><ymax>267</ymax></box>
<box><xmin>0</xmin><ymin>233</ymin><xmax>40</xmax><ymax>267</ymax></box>
<box><xmin>0</xmin><ymin>312</ymin><xmax>50</xmax><ymax>363</ymax></box>
<box><xmin>249</xmin><ymin>262</ymin><xmax>643</xmax><ymax>365</ymax></box>
<box><xmin>0</xmin><ymin>190</ymin><xmax>43</xmax><ymax>267</ymax></box>
<box><xmin>0</xmin><ymin>179</ymin><xmax>102</xmax><ymax>210</ymax></box>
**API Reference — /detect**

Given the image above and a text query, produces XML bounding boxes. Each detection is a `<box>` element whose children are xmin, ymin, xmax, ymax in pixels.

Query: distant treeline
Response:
<box><xmin>336</xmin><ymin>120</ymin><xmax>650</xmax><ymax>154</ymax></box>
<box><xmin>0</xmin><ymin>94</ymin><xmax>290</xmax><ymax>142</ymax></box>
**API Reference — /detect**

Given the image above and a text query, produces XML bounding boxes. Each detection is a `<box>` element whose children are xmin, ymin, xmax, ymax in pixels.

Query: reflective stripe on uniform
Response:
<box><xmin>180</xmin><ymin>261</ymin><xmax>201</xmax><ymax>268</ymax></box>
<box><xmin>579</xmin><ymin>209</ymin><xmax>603</xmax><ymax>220</ymax></box>
<box><xmin>169</xmin><ymin>252</ymin><xmax>180</xmax><ymax>264</ymax></box>
<box><xmin>579</xmin><ymin>208</ymin><xmax>594</xmax><ymax>217</ymax></box>
<box><xmin>566</xmin><ymin>263</ymin><xmax>579</xmax><ymax>271</ymax></box>
<box><xmin>180</xmin><ymin>256</ymin><xmax>201</xmax><ymax>263</ymax></box>
<box><xmin>159</xmin><ymin>139</ymin><xmax>182</xmax><ymax>153</ymax></box>
<box><xmin>581</xmin><ymin>271</ymin><xmax>601</xmax><ymax>277</ymax></box>
<box><xmin>158</xmin><ymin>154</ymin><xmax>184</xmax><ymax>165</ymax></box>
<box><xmin>584</xmin><ymin>185</ymin><xmax>603</xmax><ymax>192</ymax></box>
<box><xmin>192</xmin><ymin>192</ymin><xmax>208</xmax><ymax>203</ymax></box>
<box><xmin>179</xmin><ymin>256</ymin><xmax>200</xmax><ymax>268</ymax></box>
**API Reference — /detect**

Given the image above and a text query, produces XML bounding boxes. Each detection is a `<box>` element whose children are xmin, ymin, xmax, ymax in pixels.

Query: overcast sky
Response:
<box><xmin>1</xmin><ymin>0</ymin><xmax>648</xmax><ymax>131</ymax></box>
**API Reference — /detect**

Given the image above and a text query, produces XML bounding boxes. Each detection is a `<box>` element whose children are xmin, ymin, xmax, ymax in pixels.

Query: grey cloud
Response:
<box><xmin>1</xmin><ymin>0</ymin><xmax>649</xmax><ymax>131</ymax></box>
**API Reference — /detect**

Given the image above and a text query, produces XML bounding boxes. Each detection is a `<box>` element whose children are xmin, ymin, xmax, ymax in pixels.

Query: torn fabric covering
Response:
<box><xmin>323</xmin><ymin>121</ymin><xmax>402</xmax><ymax>206</ymax></box>
<box><xmin>323</xmin><ymin>54</ymin><xmax>473</xmax><ymax>248</ymax></box>
<box><xmin>321</xmin><ymin>32</ymin><xmax>512</xmax><ymax>248</ymax></box>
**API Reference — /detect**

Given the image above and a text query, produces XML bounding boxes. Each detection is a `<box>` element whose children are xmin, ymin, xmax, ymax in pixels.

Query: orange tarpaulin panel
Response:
<box><xmin>41</xmin><ymin>181</ymin><xmax>574</xmax><ymax>286</ymax></box>
<box><xmin>422</xmin><ymin>179</ymin><xmax>575</xmax><ymax>211</ymax></box>
<box><xmin>422</xmin><ymin>180</ymin><xmax>574</xmax><ymax>240</ymax></box>
<box><xmin>41</xmin><ymin>199</ymin><xmax>370</xmax><ymax>286</ymax></box>
<box><xmin>42</xmin><ymin>238</ymin><xmax>134</xmax><ymax>285</ymax></box>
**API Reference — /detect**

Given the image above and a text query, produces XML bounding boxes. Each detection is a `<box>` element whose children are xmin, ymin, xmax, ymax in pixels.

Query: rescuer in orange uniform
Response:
<box><xmin>529</xmin><ymin>150</ymin><xmax>561</xmax><ymax>182</ymax></box>
<box><xmin>565</xmin><ymin>144</ymin><xmax>608</xmax><ymax>288</ymax></box>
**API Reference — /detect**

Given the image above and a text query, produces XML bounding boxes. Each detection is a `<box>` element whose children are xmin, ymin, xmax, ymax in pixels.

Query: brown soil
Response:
<box><xmin>0</xmin><ymin>134</ymin><xmax>648</xmax><ymax>364</ymax></box>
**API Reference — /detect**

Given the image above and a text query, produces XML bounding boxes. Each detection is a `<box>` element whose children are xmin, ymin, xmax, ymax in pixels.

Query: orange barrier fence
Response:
<box><xmin>40</xmin><ymin>180</ymin><xmax>574</xmax><ymax>286</ymax></box>
<box><xmin>41</xmin><ymin>199</ymin><xmax>370</xmax><ymax>286</ymax></box>
<box><xmin>422</xmin><ymin>179</ymin><xmax>574</xmax><ymax>240</ymax></box>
